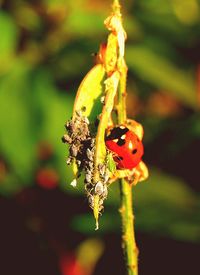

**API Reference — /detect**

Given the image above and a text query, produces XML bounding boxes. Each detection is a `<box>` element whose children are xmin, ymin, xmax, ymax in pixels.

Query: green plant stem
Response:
<box><xmin>117</xmin><ymin>52</ymin><xmax>138</xmax><ymax>275</ymax></box>
<box><xmin>119</xmin><ymin>179</ymin><xmax>138</xmax><ymax>275</ymax></box>
<box><xmin>106</xmin><ymin>1</ymin><xmax>139</xmax><ymax>273</ymax></box>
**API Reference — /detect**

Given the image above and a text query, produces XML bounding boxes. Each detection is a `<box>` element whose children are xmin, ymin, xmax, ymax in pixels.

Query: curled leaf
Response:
<box><xmin>73</xmin><ymin>64</ymin><xmax>105</xmax><ymax>120</ymax></box>
<box><xmin>105</xmin><ymin>33</ymin><xmax>118</xmax><ymax>75</ymax></box>
<box><xmin>94</xmin><ymin>71</ymin><xmax>120</xmax><ymax>180</ymax></box>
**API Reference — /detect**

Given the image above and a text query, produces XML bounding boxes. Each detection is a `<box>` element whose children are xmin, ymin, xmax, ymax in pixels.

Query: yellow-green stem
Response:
<box><xmin>119</xmin><ymin>179</ymin><xmax>138</xmax><ymax>275</ymax></box>
<box><xmin>109</xmin><ymin>1</ymin><xmax>139</xmax><ymax>273</ymax></box>
<box><xmin>117</xmin><ymin>49</ymin><xmax>138</xmax><ymax>275</ymax></box>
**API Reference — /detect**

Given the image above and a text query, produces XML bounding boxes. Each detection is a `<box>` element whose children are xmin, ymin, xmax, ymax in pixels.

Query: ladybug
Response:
<box><xmin>105</xmin><ymin>125</ymin><xmax>144</xmax><ymax>169</ymax></box>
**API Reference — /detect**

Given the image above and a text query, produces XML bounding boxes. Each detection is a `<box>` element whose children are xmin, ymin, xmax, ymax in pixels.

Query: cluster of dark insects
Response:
<box><xmin>62</xmin><ymin>110</ymin><xmax>109</xmax><ymax>213</ymax></box>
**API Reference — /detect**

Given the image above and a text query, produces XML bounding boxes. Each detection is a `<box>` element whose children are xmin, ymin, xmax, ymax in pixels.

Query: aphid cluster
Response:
<box><xmin>87</xmin><ymin>162</ymin><xmax>109</xmax><ymax>213</ymax></box>
<box><xmin>62</xmin><ymin>110</ymin><xmax>92</xmax><ymax>167</ymax></box>
<box><xmin>62</xmin><ymin>110</ymin><xmax>108</xmax><ymax>213</ymax></box>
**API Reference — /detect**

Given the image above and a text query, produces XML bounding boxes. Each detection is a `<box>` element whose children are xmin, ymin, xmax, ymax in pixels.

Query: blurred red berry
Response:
<box><xmin>36</xmin><ymin>168</ymin><xmax>59</xmax><ymax>189</ymax></box>
<box><xmin>59</xmin><ymin>254</ymin><xmax>86</xmax><ymax>275</ymax></box>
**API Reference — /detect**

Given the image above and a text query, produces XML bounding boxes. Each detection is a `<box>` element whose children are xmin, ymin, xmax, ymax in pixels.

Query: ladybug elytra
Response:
<box><xmin>105</xmin><ymin>125</ymin><xmax>144</xmax><ymax>169</ymax></box>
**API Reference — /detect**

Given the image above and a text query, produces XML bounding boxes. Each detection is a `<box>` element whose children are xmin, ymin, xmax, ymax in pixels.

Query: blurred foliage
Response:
<box><xmin>0</xmin><ymin>0</ymin><xmax>200</xmax><ymax>245</ymax></box>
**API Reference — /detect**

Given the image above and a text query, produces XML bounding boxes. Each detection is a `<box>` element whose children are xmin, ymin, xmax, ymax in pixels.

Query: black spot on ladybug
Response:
<box><xmin>117</xmin><ymin>156</ymin><xmax>123</xmax><ymax>161</ymax></box>
<box><xmin>132</xmin><ymin>149</ymin><xmax>137</xmax><ymax>154</ymax></box>
<box><xmin>106</xmin><ymin>127</ymin><xmax>129</xmax><ymax>140</ymax></box>
<box><xmin>117</xmin><ymin>138</ymin><xmax>126</xmax><ymax>146</ymax></box>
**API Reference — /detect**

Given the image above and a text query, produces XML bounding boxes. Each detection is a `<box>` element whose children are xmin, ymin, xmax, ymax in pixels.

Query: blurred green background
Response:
<box><xmin>0</xmin><ymin>0</ymin><xmax>200</xmax><ymax>275</ymax></box>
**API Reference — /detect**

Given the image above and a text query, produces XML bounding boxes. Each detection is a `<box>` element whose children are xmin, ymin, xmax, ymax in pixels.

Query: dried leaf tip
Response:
<box><xmin>93</xmin><ymin>194</ymin><xmax>100</xmax><ymax>230</ymax></box>
<box><xmin>112</xmin><ymin>0</ymin><xmax>121</xmax><ymax>14</ymax></box>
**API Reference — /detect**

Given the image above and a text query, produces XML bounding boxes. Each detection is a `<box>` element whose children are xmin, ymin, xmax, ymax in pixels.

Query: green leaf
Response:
<box><xmin>26</xmin><ymin>69</ymin><xmax>75</xmax><ymax>187</ymax></box>
<box><xmin>0</xmin><ymin>61</ymin><xmax>36</xmax><ymax>183</ymax></box>
<box><xmin>67</xmin><ymin>9</ymin><xmax>106</xmax><ymax>36</ymax></box>
<box><xmin>135</xmin><ymin>168</ymin><xmax>197</xmax><ymax>210</ymax></box>
<box><xmin>73</xmin><ymin>64</ymin><xmax>105</xmax><ymax>120</ymax></box>
<box><xmin>126</xmin><ymin>45</ymin><xmax>197</xmax><ymax>109</ymax></box>
<box><xmin>0</xmin><ymin>11</ymin><xmax>19</xmax><ymax>72</ymax></box>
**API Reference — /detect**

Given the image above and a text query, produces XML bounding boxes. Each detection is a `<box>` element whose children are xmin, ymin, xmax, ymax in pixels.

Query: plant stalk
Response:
<box><xmin>119</xmin><ymin>178</ymin><xmax>138</xmax><ymax>275</ymax></box>
<box><xmin>116</xmin><ymin>7</ymin><xmax>139</xmax><ymax>275</ymax></box>
<box><xmin>118</xmin><ymin>68</ymin><xmax>139</xmax><ymax>274</ymax></box>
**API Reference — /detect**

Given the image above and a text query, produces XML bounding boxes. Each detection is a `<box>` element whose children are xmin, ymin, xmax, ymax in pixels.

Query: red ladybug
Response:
<box><xmin>105</xmin><ymin>125</ymin><xmax>144</xmax><ymax>169</ymax></box>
